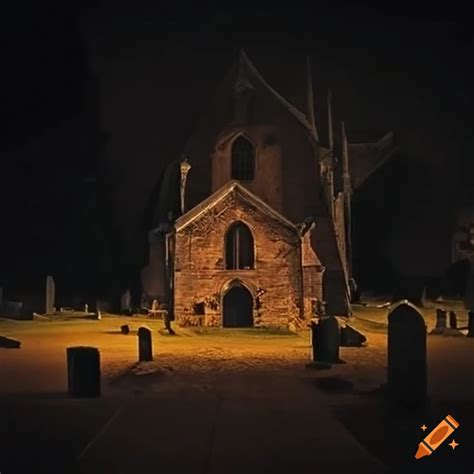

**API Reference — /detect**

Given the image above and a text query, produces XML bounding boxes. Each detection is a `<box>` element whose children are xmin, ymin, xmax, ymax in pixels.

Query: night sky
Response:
<box><xmin>1</xmin><ymin>2</ymin><xmax>473</xmax><ymax>300</ymax></box>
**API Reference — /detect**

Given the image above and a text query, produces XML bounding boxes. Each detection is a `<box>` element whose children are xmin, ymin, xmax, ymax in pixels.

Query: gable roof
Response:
<box><xmin>174</xmin><ymin>180</ymin><xmax>298</xmax><ymax>233</ymax></box>
<box><xmin>348</xmin><ymin>131</ymin><xmax>398</xmax><ymax>190</ymax></box>
<box><xmin>238</xmin><ymin>50</ymin><xmax>319</xmax><ymax>143</ymax></box>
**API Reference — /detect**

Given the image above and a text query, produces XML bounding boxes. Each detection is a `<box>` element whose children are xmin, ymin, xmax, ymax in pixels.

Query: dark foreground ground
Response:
<box><xmin>0</xmin><ymin>309</ymin><xmax>473</xmax><ymax>474</ymax></box>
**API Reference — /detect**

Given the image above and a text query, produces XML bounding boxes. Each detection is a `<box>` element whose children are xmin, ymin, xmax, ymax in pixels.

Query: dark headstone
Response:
<box><xmin>311</xmin><ymin>316</ymin><xmax>340</xmax><ymax>364</ymax></box>
<box><xmin>138</xmin><ymin>326</ymin><xmax>153</xmax><ymax>361</ymax></box>
<box><xmin>120</xmin><ymin>324</ymin><xmax>130</xmax><ymax>335</ymax></box>
<box><xmin>0</xmin><ymin>335</ymin><xmax>21</xmax><ymax>348</ymax></box>
<box><xmin>387</xmin><ymin>301</ymin><xmax>427</xmax><ymax>407</ymax></box>
<box><xmin>467</xmin><ymin>311</ymin><xmax>474</xmax><ymax>337</ymax></box>
<box><xmin>340</xmin><ymin>324</ymin><xmax>367</xmax><ymax>347</ymax></box>
<box><xmin>66</xmin><ymin>346</ymin><xmax>101</xmax><ymax>397</ymax></box>
<box><xmin>449</xmin><ymin>310</ymin><xmax>457</xmax><ymax>329</ymax></box>
<box><xmin>430</xmin><ymin>308</ymin><xmax>447</xmax><ymax>334</ymax></box>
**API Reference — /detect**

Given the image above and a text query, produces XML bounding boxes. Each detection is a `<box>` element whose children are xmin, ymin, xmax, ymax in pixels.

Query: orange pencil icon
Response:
<box><xmin>415</xmin><ymin>414</ymin><xmax>460</xmax><ymax>459</ymax></box>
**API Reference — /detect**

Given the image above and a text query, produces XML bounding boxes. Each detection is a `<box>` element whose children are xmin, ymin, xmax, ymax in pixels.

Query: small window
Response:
<box><xmin>225</xmin><ymin>222</ymin><xmax>254</xmax><ymax>270</ymax></box>
<box><xmin>231</xmin><ymin>136</ymin><xmax>255</xmax><ymax>181</ymax></box>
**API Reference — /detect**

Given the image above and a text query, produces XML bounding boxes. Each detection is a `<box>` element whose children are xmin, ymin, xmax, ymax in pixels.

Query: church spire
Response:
<box><xmin>328</xmin><ymin>89</ymin><xmax>334</xmax><ymax>152</ymax></box>
<box><xmin>234</xmin><ymin>49</ymin><xmax>254</xmax><ymax>94</ymax></box>
<box><xmin>342</xmin><ymin>121</ymin><xmax>350</xmax><ymax>181</ymax></box>
<box><xmin>306</xmin><ymin>56</ymin><xmax>316</xmax><ymax>132</ymax></box>
<box><xmin>341</xmin><ymin>120</ymin><xmax>352</xmax><ymax>280</ymax></box>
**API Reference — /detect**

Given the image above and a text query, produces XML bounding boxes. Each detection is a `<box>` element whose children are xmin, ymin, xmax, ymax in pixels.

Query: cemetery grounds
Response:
<box><xmin>0</xmin><ymin>299</ymin><xmax>473</xmax><ymax>473</ymax></box>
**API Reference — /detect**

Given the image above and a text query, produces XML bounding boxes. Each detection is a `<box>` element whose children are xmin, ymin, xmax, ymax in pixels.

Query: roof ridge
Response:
<box><xmin>175</xmin><ymin>180</ymin><xmax>298</xmax><ymax>233</ymax></box>
<box><xmin>241</xmin><ymin>52</ymin><xmax>319</xmax><ymax>143</ymax></box>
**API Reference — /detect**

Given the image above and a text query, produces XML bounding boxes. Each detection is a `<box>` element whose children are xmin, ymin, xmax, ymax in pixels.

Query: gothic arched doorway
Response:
<box><xmin>222</xmin><ymin>284</ymin><xmax>253</xmax><ymax>327</ymax></box>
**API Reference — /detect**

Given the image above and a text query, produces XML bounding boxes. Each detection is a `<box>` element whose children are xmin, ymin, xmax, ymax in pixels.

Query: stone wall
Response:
<box><xmin>211</xmin><ymin>125</ymin><xmax>284</xmax><ymax>214</ymax></box>
<box><xmin>173</xmin><ymin>189</ymin><xmax>303</xmax><ymax>327</ymax></box>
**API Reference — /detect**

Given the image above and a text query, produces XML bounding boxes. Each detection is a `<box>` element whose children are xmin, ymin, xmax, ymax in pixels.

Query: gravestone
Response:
<box><xmin>120</xmin><ymin>289</ymin><xmax>131</xmax><ymax>312</ymax></box>
<box><xmin>120</xmin><ymin>324</ymin><xmax>130</xmax><ymax>335</ymax></box>
<box><xmin>340</xmin><ymin>323</ymin><xmax>367</xmax><ymax>347</ymax></box>
<box><xmin>0</xmin><ymin>335</ymin><xmax>21</xmax><ymax>348</ymax></box>
<box><xmin>467</xmin><ymin>311</ymin><xmax>474</xmax><ymax>337</ymax></box>
<box><xmin>430</xmin><ymin>309</ymin><xmax>447</xmax><ymax>335</ymax></box>
<box><xmin>66</xmin><ymin>346</ymin><xmax>101</xmax><ymax>397</ymax></box>
<box><xmin>152</xmin><ymin>299</ymin><xmax>159</xmax><ymax>312</ymax></box>
<box><xmin>387</xmin><ymin>301</ymin><xmax>427</xmax><ymax>407</ymax></box>
<box><xmin>45</xmin><ymin>275</ymin><xmax>55</xmax><ymax>315</ymax></box>
<box><xmin>449</xmin><ymin>310</ymin><xmax>457</xmax><ymax>329</ymax></box>
<box><xmin>138</xmin><ymin>326</ymin><xmax>153</xmax><ymax>361</ymax></box>
<box><xmin>311</xmin><ymin>316</ymin><xmax>340</xmax><ymax>364</ymax></box>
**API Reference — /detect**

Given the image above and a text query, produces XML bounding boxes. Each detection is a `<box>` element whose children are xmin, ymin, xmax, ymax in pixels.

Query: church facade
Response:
<box><xmin>141</xmin><ymin>51</ymin><xmax>396</xmax><ymax>328</ymax></box>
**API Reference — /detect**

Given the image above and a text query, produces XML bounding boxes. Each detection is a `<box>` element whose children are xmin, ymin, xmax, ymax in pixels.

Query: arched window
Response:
<box><xmin>231</xmin><ymin>136</ymin><xmax>255</xmax><ymax>181</ymax></box>
<box><xmin>225</xmin><ymin>222</ymin><xmax>254</xmax><ymax>270</ymax></box>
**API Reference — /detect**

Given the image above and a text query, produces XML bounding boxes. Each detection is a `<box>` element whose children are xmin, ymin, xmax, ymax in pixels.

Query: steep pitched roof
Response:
<box><xmin>348</xmin><ymin>131</ymin><xmax>398</xmax><ymax>190</ymax></box>
<box><xmin>238</xmin><ymin>50</ymin><xmax>319</xmax><ymax>143</ymax></box>
<box><xmin>174</xmin><ymin>180</ymin><xmax>298</xmax><ymax>233</ymax></box>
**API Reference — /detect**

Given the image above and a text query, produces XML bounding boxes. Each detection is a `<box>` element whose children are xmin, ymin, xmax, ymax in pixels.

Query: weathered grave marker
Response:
<box><xmin>46</xmin><ymin>275</ymin><xmax>55</xmax><ymax>315</ymax></box>
<box><xmin>387</xmin><ymin>300</ymin><xmax>427</xmax><ymax>407</ymax></box>
<box><xmin>120</xmin><ymin>289</ymin><xmax>131</xmax><ymax>312</ymax></box>
<box><xmin>340</xmin><ymin>323</ymin><xmax>367</xmax><ymax>347</ymax></box>
<box><xmin>120</xmin><ymin>324</ymin><xmax>130</xmax><ymax>335</ymax></box>
<box><xmin>0</xmin><ymin>335</ymin><xmax>21</xmax><ymax>348</ymax></box>
<box><xmin>311</xmin><ymin>316</ymin><xmax>340</xmax><ymax>364</ymax></box>
<box><xmin>430</xmin><ymin>308</ymin><xmax>447</xmax><ymax>335</ymax></box>
<box><xmin>66</xmin><ymin>346</ymin><xmax>101</xmax><ymax>397</ymax></box>
<box><xmin>138</xmin><ymin>326</ymin><xmax>153</xmax><ymax>361</ymax></box>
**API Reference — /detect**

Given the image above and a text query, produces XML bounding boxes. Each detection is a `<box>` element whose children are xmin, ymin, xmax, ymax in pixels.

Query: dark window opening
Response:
<box><xmin>193</xmin><ymin>302</ymin><xmax>205</xmax><ymax>315</ymax></box>
<box><xmin>225</xmin><ymin>222</ymin><xmax>254</xmax><ymax>270</ymax></box>
<box><xmin>231</xmin><ymin>136</ymin><xmax>255</xmax><ymax>180</ymax></box>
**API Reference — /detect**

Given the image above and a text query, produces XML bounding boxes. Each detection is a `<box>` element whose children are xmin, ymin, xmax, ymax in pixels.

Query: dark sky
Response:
<box><xmin>1</xmin><ymin>2</ymin><xmax>473</xmax><ymax>294</ymax></box>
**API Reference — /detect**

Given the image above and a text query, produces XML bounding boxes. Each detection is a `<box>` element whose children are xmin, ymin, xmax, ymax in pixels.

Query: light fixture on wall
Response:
<box><xmin>179</xmin><ymin>155</ymin><xmax>192</xmax><ymax>215</ymax></box>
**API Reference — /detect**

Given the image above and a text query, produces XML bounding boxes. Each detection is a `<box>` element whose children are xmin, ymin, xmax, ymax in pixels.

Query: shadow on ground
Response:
<box><xmin>0</xmin><ymin>396</ymin><xmax>119</xmax><ymax>474</ymax></box>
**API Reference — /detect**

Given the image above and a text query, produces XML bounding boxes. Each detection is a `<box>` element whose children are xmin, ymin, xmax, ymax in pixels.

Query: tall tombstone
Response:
<box><xmin>387</xmin><ymin>301</ymin><xmax>427</xmax><ymax>407</ymax></box>
<box><xmin>138</xmin><ymin>326</ymin><xmax>153</xmax><ymax>361</ymax></box>
<box><xmin>45</xmin><ymin>275</ymin><xmax>55</xmax><ymax>315</ymax></box>
<box><xmin>311</xmin><ymin>316</ymin><xmax>340</xmax><ymax>364</ymax></box>
<box><xmin>120</xmin><ymin>289</ymin><xmax>131</xmax><ymax>312</ymax></box>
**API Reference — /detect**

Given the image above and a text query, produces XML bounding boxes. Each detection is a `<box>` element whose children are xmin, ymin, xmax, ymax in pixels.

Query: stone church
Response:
<box><xmin>141</xmin><ymin>51</ymin><xmax>396</xmax><ymax>328</ymax></box>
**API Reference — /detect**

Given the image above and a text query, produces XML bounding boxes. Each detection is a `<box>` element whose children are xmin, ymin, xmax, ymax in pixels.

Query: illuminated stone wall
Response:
<box><xmin>173</xmin><ymin>189</ymin><xmax>304</xmax><ymax>327</ymax></box>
